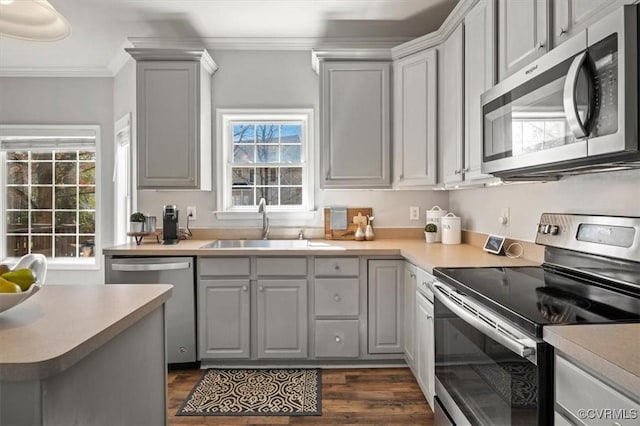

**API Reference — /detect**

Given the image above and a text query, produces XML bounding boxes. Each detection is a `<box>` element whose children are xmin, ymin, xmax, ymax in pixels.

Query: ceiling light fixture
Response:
<box><xmin>0</xmin><ymin>0</ymin><xmax>71</xmax><ymax>41</ymax></box>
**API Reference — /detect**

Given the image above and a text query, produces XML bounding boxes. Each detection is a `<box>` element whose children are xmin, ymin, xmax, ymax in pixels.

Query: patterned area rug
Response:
<box><xmin>176</xmin><ymin>368</ymin><xmax>322</xmax><ymax>416</ymax></box>
<box><xmin>470</xmin><ymin>361</ymin><xmax>537</xmax><ymax>408</ymax></box>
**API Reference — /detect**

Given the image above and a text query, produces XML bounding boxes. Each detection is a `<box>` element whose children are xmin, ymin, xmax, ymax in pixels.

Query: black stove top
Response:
<box><xmin>433</xmin><ymin>265</ymin><xmax>640</xmax><ymax>337</ymax></box>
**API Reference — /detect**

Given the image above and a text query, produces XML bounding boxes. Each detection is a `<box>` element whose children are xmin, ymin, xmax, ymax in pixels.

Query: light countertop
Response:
<box><xmin>103</xmin><ymin>238</ymin><xmax>539</xmax><ymax>273</ymax></box>
<box><xmin>0</xmin><ymin>284</ymin><xmax>172</xmax><ymax>381</ymax></box>
<box><xmin>544</xmin><ymin>324</ymin><xmax>640</xmax><ymax>397</ymax></box>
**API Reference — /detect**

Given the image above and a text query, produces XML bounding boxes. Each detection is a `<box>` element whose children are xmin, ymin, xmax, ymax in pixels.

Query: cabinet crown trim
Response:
<box><xmin>125</xmin><ymin>48</ymin><xmax>218</xmax><ymax>74</ymax></box>
<box><xmin>311</xmin><ymin>48</ymin><xmax>392</xmax><ymax>74</ymax></box>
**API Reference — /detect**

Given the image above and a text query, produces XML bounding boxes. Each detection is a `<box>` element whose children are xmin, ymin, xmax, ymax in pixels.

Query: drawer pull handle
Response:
<box><xmin>427</xmin><ymin>314</ymin><xmax>433</xmax><ymax>320</ymax></box>
<box><xmin>410</xmin><ymin>272</ymin><xmax>416</xmax><ymax>278</ymax></box>
<box><xmin>242</xmin><ymin>285</ymin><xmax>248</xmax><ymax>292</ymax></box>
<box><xmin>335</xmin><ymin>336</ymin><xmax>342</xmax><ymax>343</ymax></box>
<box><xmin>333</xmin><ymin>294</ymin><xmax>341</xmax><ymax>302</ymax></box>
<box><xmin>536</xmin><ymin>42</ymin><xmax>545</xmax><ymax>50</ymax></box>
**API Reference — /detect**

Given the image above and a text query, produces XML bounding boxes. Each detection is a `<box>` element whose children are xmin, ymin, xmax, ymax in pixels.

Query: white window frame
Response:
<box><xmin>216</xmin><ymin>109</ymin><xmax>315</xmax><ymax>220</ymax></box>
<box><xmin>0</xmin><ymin>124</ymin><xmax>101</xmax><ymax>270</ymax></box>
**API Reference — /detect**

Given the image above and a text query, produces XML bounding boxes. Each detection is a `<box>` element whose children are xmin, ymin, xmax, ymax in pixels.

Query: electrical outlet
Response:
<box><xmin>409</xmin><ymin>206</ymin><xmax>420</xmax><ymax>221</ymax></box>
<box><xmin>500</xmin><ymin>207</ymin><xmax>510</xmax><ymax>227</ymax></box>
<box><xmin>187</xmin><ymin>206</ymin><xmax>197</xmax><ymax>220</ymax></box>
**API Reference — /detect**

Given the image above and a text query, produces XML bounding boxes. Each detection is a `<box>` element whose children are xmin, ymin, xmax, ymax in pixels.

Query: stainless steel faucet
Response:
<box><xmin>257</xmin><ymin>197</ymin><xmax>270</xmax><ymax>239</ymax></box>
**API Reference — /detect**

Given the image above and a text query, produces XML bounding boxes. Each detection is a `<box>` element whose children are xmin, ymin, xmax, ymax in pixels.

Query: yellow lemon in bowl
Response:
<box><xmin>0</xmin><ymin>277</ymin><xmax>21</xmax><ymax>293</ymax></box>
<box><xmin>2</xmin><ymin>268</ymin><xmax>36</xmax><ymax>291</ymax></box>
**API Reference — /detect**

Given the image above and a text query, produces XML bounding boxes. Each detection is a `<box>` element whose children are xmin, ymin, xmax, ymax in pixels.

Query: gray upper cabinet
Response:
<box><xmin>552</xmin><ymin>0</ymin><xmax>626</xmax><ymax>47</ymax></box>
<box><xmin>256</xmin><ymin>279</ymin><xmax>308</xmax><ymax>359</ymax></box>
<box><xmin>318</xmin><ymin>60</ymin><xmax>392</xmax><ymax>188</ymax></box>
<box><xmin>393</xmin><ymin>49</ymin><xmax>438</xmax><ymax>187</ymax></box>
<box><xmin>497</xmin><ymin>0</ymin><xmax>549</xmax><ymax>81</ymax></box>
<box><xmin>127</xmin><ymin>49</ymin><xmax>217</xmax><ymax>190</ymax></box>
<box><xmin>438</xmin><ymin>24</ymin><xmax>465</xmax><ymax>186</ymax></box>
<box><xmin>464</xmin><ymin>0</ymin><xmax>497</xmax><ymax>183</ymax></box>
<box><xmin>368</xmin><ymin>260</ymin><xmax>404</xmax><ymax>354</ymax></box>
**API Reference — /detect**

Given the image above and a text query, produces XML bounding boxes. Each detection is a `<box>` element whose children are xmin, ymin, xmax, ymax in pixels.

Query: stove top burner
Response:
<box><xmin>433</xmin><ymin>265</ymin><xmax>640</xmax><ymax>337</ymax></box>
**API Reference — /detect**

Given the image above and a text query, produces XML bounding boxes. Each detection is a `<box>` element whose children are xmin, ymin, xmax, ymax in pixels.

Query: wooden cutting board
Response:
<box><xmin>324</xmin><ymin>207</ymin><xmax>373</xmax><ymax>240</ymax></box>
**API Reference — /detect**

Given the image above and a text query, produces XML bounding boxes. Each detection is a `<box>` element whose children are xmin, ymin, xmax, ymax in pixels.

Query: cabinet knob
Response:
<box><xmin>334</xmin><ymin>264</ymin><xmax>340</xmax><ymax>270</ymax></box>
<box><xmin>462</xmin><ymin>167</ymin><xmax>469</xmax><ymax>173</ymax></box>
<box><xmin>410</xmin><ymin>272</ymin><xmax>416</xmax><ymax>279</ymax></box>
<box><xmin>454</xmin><ymin>169</ymin><xmax>461</xmax><ymax>175</ymax></box>
<box><xmin>335</xmin><ymin>336</ymin><xmax>342</xmax><ymax>343</ymax></box>
<box><xmin>427</xmin><ymin>315</ymin><xmax>433</xmax><ymax>320</ymax></box>
<box><xmin>535</xmin><ymin>42</ymin><xmax>545</xmax><ymax>50</ymax></box>
<box><xmin>259</xmin><ymin>286</ymin><xmax>264</xmax><ymax>292</ymax></box>
<box><xmin>242</xmin><ymin>285</ymin><xmax>248</xmax><ymax>292</ymax></box>
<box><xmin>333</xmin><ymin>294</ymin><xmax>341</xmax><ymax>302</ymax></box>
<box><xmin>559</xmin><ymin>27</ymin><xmax>567</xmax><ymax>35</ymax></box>
<box><xmin>179</xmin><ymin>346</ymin><xmax>187</xmax><ymax>354</ymax></box>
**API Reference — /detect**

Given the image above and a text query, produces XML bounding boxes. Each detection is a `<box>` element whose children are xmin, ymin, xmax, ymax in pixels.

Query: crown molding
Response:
<box><xmin>391</xmin><ymin>0</ymin><xmax>478</xmax><ymax>59</ymax></box>
<box><xmin>125</xmin><ymin>48</ymin><xmax>218</xmax><ymax>74</ymax></box>
<box><xmin>0</xmin><ymin>66</ymin><xmax>113</xmax><ymax>77</ymax></box>
<box><xmin>310</xmin><ymin>48</ymin><xmax>393</xmax><ymax>74</ymax></box>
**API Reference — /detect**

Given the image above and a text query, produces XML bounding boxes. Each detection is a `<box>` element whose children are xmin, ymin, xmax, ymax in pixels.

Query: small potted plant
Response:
<box><xmin>130</xmin><ymin>212</ymin><xmax>146</xmax><ymax>233</ymax></box>
<box><xmin>424</xmin><ymin>223</ymin><xmax>438</xmax><ymax>244</ymax></box>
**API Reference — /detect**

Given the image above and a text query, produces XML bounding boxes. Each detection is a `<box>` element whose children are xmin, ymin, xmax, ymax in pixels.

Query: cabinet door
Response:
<box><xmin>464</xmin><ymin>0</ymin><xmax>497</xmax><ymax>183</ymax></box>
<box><xmin>403</xmin><ymin>264</ymin><xmax>417</xmax><ymax>369</ymax></box>
<box><xmin>320</xmin><ymin>61</ymin><xmax>391</xmax><ymax>188</ymax></box>
<box><xmin>368</xmin><ymin>260</ymin><xmax>404</xmax><ymax>354</ymax></box>
<box><xmin>199</xmin><ymin>279</ymin><xmax>250</xmax><ymax>359</ymax></box>
<box><xmin>439</xmin><ymin>24</ymin><xmax>465</xmax><ymax>186</ymax></box>
<box><xmin>137</xmin><ymin>61</ymin><xmax>199</xmax><ymax>189</ymax></box>
<box><xmin>497</xmin><ymin>0</ymin><xmax>548</xmax><ymax>81</ymax></box>
<box><xmin>416</xmin><ymin>292</ymin><xmax>435</xmax><ymax>409</ymax></box>
<box><xmin>257</xmin><ymin>279</ymin><xmax>308</xmax><ymax>358</ymax></box>
<box><xmin>553</xmin><ymin>0</ymin><xmax>616</xmax><ymax>47</ymax></box>
<box><xmin>393</xmin><ymin>49</ymin><xmax>438</xmax><ymax>187</ymax></box>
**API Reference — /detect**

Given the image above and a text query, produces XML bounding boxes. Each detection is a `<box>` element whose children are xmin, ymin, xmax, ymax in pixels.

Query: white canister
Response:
<box><xmin>426</xmin><ymin>206</ymin><xmax>448</xmax><ymax>243</ymax></box>
<box><xmin>441</xmin><ymin>213</ymin><xmax>461</xmax><ymax>245</ymax></box>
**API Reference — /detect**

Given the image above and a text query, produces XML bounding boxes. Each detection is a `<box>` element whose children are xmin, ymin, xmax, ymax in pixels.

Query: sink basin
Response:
<box><xmin>200</xmin><ymin>239</ymin><xmax>309</xmax><ymax>249</ymax></box>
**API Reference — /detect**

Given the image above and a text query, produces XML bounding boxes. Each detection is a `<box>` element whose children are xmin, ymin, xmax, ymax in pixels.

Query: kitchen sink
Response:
<box><xmin>200</xmin><ymin>239</ymin><xmax>309</xmax><ymax>249</ymax></box>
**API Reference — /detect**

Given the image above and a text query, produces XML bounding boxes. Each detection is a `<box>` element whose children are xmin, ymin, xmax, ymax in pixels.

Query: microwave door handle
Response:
<box><xmin>431</xmin><ymin>283</ymin><xmax>536</xmax><ymax>360</ymax></box>
<box><xmin>563</xmin><ymin>51</ymin><xmax>589</xmax><ymax>138</ymax></box>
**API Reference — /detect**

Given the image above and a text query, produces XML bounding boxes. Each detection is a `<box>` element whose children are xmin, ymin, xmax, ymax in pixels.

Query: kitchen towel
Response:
<box><xmin>330</xmin><ymin>207</ymin><xmax>348</xmax><ymax>230</ymax></box>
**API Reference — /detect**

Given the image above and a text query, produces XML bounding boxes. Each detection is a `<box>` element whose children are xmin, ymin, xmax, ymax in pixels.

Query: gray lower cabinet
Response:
<box><xmin>256</xmin><ymin>279</ymin><xmax>308</xmax><ymax>359</ymax></box>
<box><xmin>315</xmin><ymin>320</ymin><xmax>360</xmax><ymax>358</ymax></box>
<box><xmin>403</xmin><ymin>263</ymin><xmax>417</xmax><ymax>370</ymax></box>
<box><xmin>415</xmin><ymin>287</ymin><xmax>435</xmax><ymax>409</ymax></box>
<box><xmin>368</xmin><ymin>260</ymin><xmax>404</xmax><ymax>354</ymax></box>
<box><xmin>199</xmin><ymin>279</ymin><xmax>250</xmax><ymax>359</ymax></box>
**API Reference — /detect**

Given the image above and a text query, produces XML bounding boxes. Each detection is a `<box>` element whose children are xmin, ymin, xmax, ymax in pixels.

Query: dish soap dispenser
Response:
<box><xmin>365</xmin><ymin>216</ymin><xmax>375</xmax><ymax>241</ymax></box>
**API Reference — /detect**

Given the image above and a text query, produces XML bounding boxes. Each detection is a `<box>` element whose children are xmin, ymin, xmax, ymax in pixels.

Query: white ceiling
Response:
<box><xmin>0</xmin><ymin>0</ymin><xmax>458</xmax><ymax>76</ymax></box>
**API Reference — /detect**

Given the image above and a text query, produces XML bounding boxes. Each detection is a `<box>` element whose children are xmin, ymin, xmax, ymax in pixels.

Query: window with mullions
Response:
<box><xmin>219</xmin><ymin>110</ymin><xmax>313</xmax><ymax>212</ymax></box>
<box><xmin>1</xmin><ymin>126</ymin><xmax>99</xmax><ymax>265</ymax></box>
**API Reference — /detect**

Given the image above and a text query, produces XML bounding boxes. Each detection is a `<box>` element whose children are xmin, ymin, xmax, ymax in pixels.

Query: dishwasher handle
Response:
<box><xmin>111</xmin><ymin>262</ymin><xmax>190</xmax><ymax>272</ymax></box>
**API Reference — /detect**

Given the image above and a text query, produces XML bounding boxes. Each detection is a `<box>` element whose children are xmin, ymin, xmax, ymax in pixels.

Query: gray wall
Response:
<box><xmin>135</xmin><ymin>50</ymin><xmax>449</xmax><ymax>229</ymax></box>
<box><xmin>449</xmin><ymin>169</ymin><xmax>640</xmax><ymax>241</ymax></box>
<box><xmin>0</xmin><ymin>77</ymin><xmax>114</xmax><ymax>285</ymax></box>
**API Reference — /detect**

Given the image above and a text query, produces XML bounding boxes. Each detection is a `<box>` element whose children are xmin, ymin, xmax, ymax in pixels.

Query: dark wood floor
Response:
<box><xmin>168</xmin><ymin>367</ymin><xmax>434</xmax><ymax>425</ymax></box>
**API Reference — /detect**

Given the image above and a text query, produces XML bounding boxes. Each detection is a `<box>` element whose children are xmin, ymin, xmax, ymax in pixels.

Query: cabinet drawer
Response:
<box><xmin>257</xmin><ymin>257</ymin><xmax>307</xmax><ymax>276</ymax></box>
<box><xmin>315</xmin><ymin>320</ymin><xmax>360</xmax><ymax>358</ymax></box>
<box><xmin>555</xmin><ymin>355</ymin><xmax>639</xmax><ymax>425</ymax></box>
<box><xmin>199</xmin><ymin>257</ymin><xmax>250</xmax><ymax>276</ymax></box>
<box><xmin>314</xmin><ymin>257</ymin><xmax>359</xmax><ymax>276</ymax></box>
<box><xmin>315</xmin><ymin>278</ymin><xmax>359</xmax><ymax>316</ymax></box>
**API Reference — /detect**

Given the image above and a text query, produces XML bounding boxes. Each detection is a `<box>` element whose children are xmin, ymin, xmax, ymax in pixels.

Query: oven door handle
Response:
<box><xmin>430</xmin><ymin>282</ymin><xmax>537</xmax><ymax>360</ymax></box>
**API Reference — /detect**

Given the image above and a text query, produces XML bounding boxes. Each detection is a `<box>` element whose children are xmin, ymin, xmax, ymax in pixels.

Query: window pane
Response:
<box><xmin>55</xmin><ymin>235</ymin><xmax>77</xmax><ymax>257</ymax></box>
<box><xmin>55</xmin><ymin>152</ymin><xmax>76</xmax><ymax>161</ymax></box>
<box><xmin>233</xmin><ymin>145</ymin><xmax>255</xmax><ymax>163</ymax></box>
<box><xmin>281</xmin><ymin>146</ymin><xmax>301</xmax><ymax>163</ymax></box>
<box><xmin>32</xmin><ymin>211</ymin><xmax>52</xmax><ymax>231</ymax></box>
<box><xmin>281</xmin><ymin>125</ymin><xmax>301</xmax><ymax>143</ymax></box>
<box><xmin>233</xmin><ymin>125</ymin><xmax>255</xmax><ymax>143</ymax></box>
<box><xmin>32</xmin><ymin>152</ymin><xmax>53</xmax><ymax>160</ymax></box>
<box><xmin>231</xmin><ymin>168</ymin><xmax>254</xmax><ymax>186</ymax></box>
<box><xmin>31</xmin><ymin>236</ymin><xmax>53</xmax><ymax>257</ymax></box>
<box><xmin>55</xmin><ymin>211</ymin><xmax>76</xmax><ymax>234</ymax></box>
<box><xmin>7</xmin><ymin>152</ymin><xmax>28</xmax><ymax>161</ymax></box>
<box><xmin>79</xmin><ymin>236</ymin><xmax>95</xmax><ymax>257</ymax></box>
<box><xmin>55</xmin><ymin>187</ymin><xmax>77</xmax><ymax>209</ymax></box>
<box><xmin>6</xmin><ymin>235</ymin><xmax>29</xmax><ymax>257</ymax></box>
<box><xmin>31</xmin><ymin>162</ymin><xmax>53</xmax><ymax>184</ymax></box>
<box><xmin>280</xmin><ymin>187</ymin><xmax>302</xmax><ymax>205</ymax></box>
<box><xmin>256</xmin><ymin>187</ymin><xmax>278</xmax><ymax>205</ymax></box>
<box><xmin>55</xmin><ymin>162</ymin><xmax>77</xmax><ymax>184</ymax></box>
<box><xmin>79</xmin><ymin>151</ymin><xmax>95</xmax><ymax>161</ymax></box>
<box><xmin>256</xmin><ymin>124</ymin><xmax>279</xmax><ymax>143</ymax></box>
<box><xmin>232</xmin><ymin>188</ymin><xmax>254</xmax><ymax>206</ymax></box>
<box><xmin>6</xmin><ymin>212</ymin><xmax>29</xmax><ymax>233</ymax></box>
<box><xmin>31</xmin><ymin>186</ymin><xmax>53</xmax><ymax>209</ymax></box>
<box><xmin>7</xmin><ymin>162</ymin><xmax>28</xmax><ymax>184</ymax></box>
<box><xmin>280</xmin><ymin>167</ymin><xmax>302</xmax><ymax>185</ymax></box>
<box><xmin>7</xmin><ymin>187</ymin><xmax>29</xmax><ymax>209</ymax></box>
<box><xmin>256</xmin><ymin>145</ymin><xmax>278</xmax><ymax>163</ymax></box>
<box><xmin>79</xmin><ymin>162</ymin><xmax>95</xmax><ymax>184</ymax></box>
<box><xmin>79</xmin><ymin>211</ymin><xmax>95</xmax><ymax>234</ymax></box>
<box><xmin>255</xmin><ymin>168</ymin><xmax>278</xmax><ymax>185</ymax></box>
<box><xmin>78</xmin><ymin>187</ymin><xmax>95</xmax><ymax>209</ymax></box>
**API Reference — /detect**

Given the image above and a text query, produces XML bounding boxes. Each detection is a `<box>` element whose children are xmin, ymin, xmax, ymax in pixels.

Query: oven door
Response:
<box><xmin>431</xmin><ymin>281</ymin><xmax>552</xmax><ymax>426</ymax></box>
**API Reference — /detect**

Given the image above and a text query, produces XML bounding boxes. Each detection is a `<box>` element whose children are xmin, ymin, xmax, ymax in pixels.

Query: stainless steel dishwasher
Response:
<box><xmin>105</xmin><ymin>256</ymin><xmax>196</xmax><ymax>365</ymax></box>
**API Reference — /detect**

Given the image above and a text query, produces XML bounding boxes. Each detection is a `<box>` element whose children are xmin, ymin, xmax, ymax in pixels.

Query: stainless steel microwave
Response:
<box><xmin>481</xmin><ymin>5</ymin><xmax>639</xmax><ymax>180</ymax></box>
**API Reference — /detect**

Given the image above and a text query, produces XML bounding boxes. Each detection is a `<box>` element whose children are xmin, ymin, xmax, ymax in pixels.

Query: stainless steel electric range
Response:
<box><xmin>430</xmin><ymin>213</ymin><xmax>640</xmax><ymax>426</ymax></box>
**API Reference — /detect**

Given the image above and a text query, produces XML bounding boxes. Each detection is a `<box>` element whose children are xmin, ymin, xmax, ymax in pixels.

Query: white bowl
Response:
<box><xmin>0</xmin><ymin>282</ymin><xmax>42</xmax><ymax>313</ymax></box>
